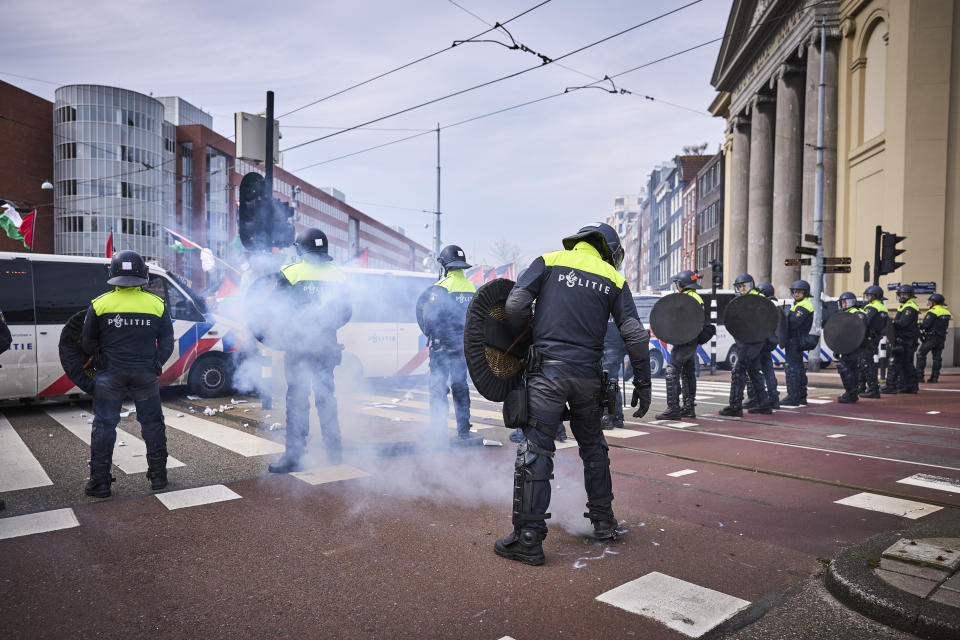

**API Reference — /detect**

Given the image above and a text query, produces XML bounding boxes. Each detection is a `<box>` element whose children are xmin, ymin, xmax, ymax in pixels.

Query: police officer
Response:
<box><xmin>744</xmin><ymin>282</ymin><xmax>780</xmax><ymax>409</ymax></box>
<box><xmin>601</xmin><ymin>318</ymin><xmax>627</xmax><ymax>429</ymax></box>
<box><xmin>81</xmin><ymin>250</ymin><xmax>174</xmax><ymax>497</ymax></box>
<box><xmin>835</xmin><ymin>292</ymin><xmax>869</xmax><ymax>403</ymax></box>
<box><xmin>420</xmin><ymin>244</ymin><xmax>477</xmax><ymax>441</ymax></box>
<box><xmin>859</xmin><ymin>285</ymin><xmax>888</xmax><ymax>399</ymax></box>
<box><xmin>917</xmin><ymin>294</ymin><xmax>951</xmax><ymax>383</ymax></box>
<box><xmin>782</xmin><ymin>280</ymin><xmax>814</xmax><ymax>406</ymax></box>
<box><xmin>655</xmin><ymin>270</ymin><xmax>705</xmax><ymax>420</ymax></box>
<box><xmin>268</xmin><ymin>228</ymin><xmax>352</xmax><ymax>473</ymax></box>
<box><xmin>882</xmin><ymin>284</ymin><xmax>920</xmax><ymax>394</ymax></box>
<box><xmin>494</xmin><ymin>223</ymin><xmax>651</xmax><ymax>565</ymax></box>
<box><xmin>719</xmin><ymin>274</ymin><xmax>771</xmax><ymax>417</ymax></box>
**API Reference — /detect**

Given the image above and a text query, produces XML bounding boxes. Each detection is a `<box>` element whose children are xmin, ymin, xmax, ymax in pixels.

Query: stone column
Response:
<box><xmin>801</xmin><ymin>33</ymin><xmax>840</xmax><ymax>292</ymax></box>
<box><xmin>771</xmin><ymin>63</ymin><xmax>805</xmax><ymax>293</ymax></box>
<box><xmin>729</xmin><ymin>116</ymin><xmax>751</xmax><ymax>280</ymax></box>
<box><xmin>747</xmin><ymin>94</ymin><xmax>776</xmax><ymax>283</ymax></box>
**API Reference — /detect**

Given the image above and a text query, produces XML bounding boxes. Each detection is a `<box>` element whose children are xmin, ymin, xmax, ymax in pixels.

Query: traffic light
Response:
<box><xmin>710</xmin><ymin>259</ymin><xmax>722</xmax><ymax>288</ymax></box>
<box><xmin>879</xmin><ymin>232</ymin><xmax>906</xmax><ymax>276</ymax></box>
<box><xmin>238</xmin><ymin>172</ymin><xmax>268</xmax><ymax>251</ymax></box>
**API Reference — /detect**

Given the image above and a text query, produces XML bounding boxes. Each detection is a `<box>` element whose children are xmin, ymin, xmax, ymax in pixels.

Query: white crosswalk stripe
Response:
<box><xmin>0</xmin><ymin>508</ymin><xmax>80</xmax><ymax>540</ymax></box>
<box><xmin>44</xmin><ymin>406</ymin><xmax>186</xmax><ymax>474</ymax></box>
<box><xmin>0</xmin><ymin>412</ymin><xmax>53</xmax><ymax>492</ymax></box>
<box><xmin>834</xmin><ymin>492</ymin><xmax>942</xmax><ymax>519</ymax></box>
<box><xmin>155</xmin><ymin>484</ymin><xmax>241</xmax><ymax>510</ymax></box>
<box><xmin>163</xmin><ymin>409</ymin><xmax>285</xmax><ymax>457</ymax></box>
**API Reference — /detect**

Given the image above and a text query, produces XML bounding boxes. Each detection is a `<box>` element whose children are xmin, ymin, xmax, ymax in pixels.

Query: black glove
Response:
<box><xmin>630</xmin><ymin>382</ymin><xmax>651</xmax><ymax>419</ymax></box>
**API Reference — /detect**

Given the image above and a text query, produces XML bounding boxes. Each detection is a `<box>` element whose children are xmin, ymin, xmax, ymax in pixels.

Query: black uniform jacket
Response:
<box><xmin>82</xmin><ymin>287</ymin><xmax>174</xmax><ymax>371</ymax></box>
<box><xmin>505</xmin><ymin>241</ymin><xmax>650</xmax><ymax>385</ymax></box>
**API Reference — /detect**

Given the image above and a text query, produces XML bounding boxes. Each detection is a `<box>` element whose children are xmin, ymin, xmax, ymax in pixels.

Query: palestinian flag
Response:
<box><xmin>1</xmin><ymin>200</ymin><xmax>35</xmax><ymax>249</ymax></box>
<box><xmin>171</xmin><ymin>241</ymin><xmax>200</xmax><ymax>252</ymax></box>
<box><xmin>163</xmin><ymin>226</ymin><xmax>203</xmax><ymax>251</ymax></box>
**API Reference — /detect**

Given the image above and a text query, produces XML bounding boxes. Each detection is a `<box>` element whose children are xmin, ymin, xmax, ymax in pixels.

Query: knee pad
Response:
<box><xmin>512</xmin><ymin>441</ymin><xmax>553</xmax><ymax>529</ymax></box>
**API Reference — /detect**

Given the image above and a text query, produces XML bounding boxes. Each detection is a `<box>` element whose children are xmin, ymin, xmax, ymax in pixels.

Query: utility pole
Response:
<box><xmin>435</xmin><ymin>124</ymin><xmax>442</xmax><ymax>259</ymax></box>
<box><xmin>265</xmin><ymin>91</ymin><xmax>274</xmax><ymax>199</ymax></box>
<box><xmin>809</xmin><ymin>19</ymin><xmax>827</xmax><ymax>372</ymax></box>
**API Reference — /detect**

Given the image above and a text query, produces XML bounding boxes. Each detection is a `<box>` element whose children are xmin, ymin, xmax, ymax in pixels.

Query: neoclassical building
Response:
<box><xmin>711</xmin><ymin>0</ymin><xmax>959</xmax><ymax>361</ymax></box>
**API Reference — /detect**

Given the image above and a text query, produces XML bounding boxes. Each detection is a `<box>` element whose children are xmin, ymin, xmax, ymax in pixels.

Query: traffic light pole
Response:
<box><xmin>873</xmin><ymin>225</ymin><xmax>882</xmax><ymax>285</ymax></box>
<box><xmin>710</xmin><ymin>262</ymin><xmax>718</xmax><ymax>375</ymax></box>
<box><xmin>265</xmin><ymin>91</ymin><xmax>274</xmax><ymax>199</ymax></box>
<box><xmin>434</xmin><ymin>124</ymin><xmax>441</xmax><ymax>259</ymax></box>
<box><xmin>808</xmin><ymin>19</ymin><xmax>826</xmax><ymax>373</ymax></box>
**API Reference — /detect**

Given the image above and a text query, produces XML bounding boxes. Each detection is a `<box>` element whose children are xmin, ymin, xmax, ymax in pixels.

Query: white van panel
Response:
<box><xmin>0</xmin><ymin>325</ymin><xmax>38</xmax><ymax>398</ymax></box>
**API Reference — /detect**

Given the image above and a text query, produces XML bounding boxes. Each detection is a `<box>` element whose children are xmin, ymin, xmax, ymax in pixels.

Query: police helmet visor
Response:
<box><xmin>840</xmin><ymin>297</ymin><xmax>855</xmax><ymax>309</ymax></box>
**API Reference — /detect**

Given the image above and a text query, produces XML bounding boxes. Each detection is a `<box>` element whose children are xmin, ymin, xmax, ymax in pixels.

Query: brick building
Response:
<box><xmin>695</xmin><ymin>152</ymin><xmax>724</xmax><ymax>276</ymax></box>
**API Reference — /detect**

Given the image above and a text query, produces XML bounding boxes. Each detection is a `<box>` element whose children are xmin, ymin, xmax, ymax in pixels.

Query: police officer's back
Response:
<box><xmin>917</xmin><ymin>294</ymin><xmax>951</xmax><ymax>383</ymax></box>
<box><xmin>81</xmin><ymin>250</ymin><xmax>174</xmax><ymax>498</ymax></box>
<box><xmin>883</xmin><ymin>284</ymin><xmax>920</xmax><ymax>394</ymax></box>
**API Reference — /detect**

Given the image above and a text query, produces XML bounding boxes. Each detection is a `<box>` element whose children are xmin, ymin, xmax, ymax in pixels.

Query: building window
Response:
<box><xmin>862</xmin><ymin>21</ymin><xmax>887</xmax><ymax>142</ymax></box>
<box><xmin>58</xmin><ymin>179</ymin><xmax>77</xmax><ymax>197</ymax></box>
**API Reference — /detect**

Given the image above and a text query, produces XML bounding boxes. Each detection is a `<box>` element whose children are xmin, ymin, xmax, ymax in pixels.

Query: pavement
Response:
<box><xmin>1</xmin><ymin>368</ymin><xmax>959</xmax><ymax>638</ymax></box>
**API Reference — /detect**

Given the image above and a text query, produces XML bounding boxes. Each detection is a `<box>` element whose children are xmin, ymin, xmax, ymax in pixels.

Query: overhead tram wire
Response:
<box><xmin>276</xmin><ymin>0</ymin><xmax>555</xmax><ymax>120</ymax></box>
<box><xmin>281</xmin><ymin>0</ymin><xmax>704</xmax><ymax>154</ymax></box>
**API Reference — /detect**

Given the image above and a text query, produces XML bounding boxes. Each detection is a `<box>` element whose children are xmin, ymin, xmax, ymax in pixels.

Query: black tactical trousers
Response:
<box><xmin>729</xmin><ymin>343</ymin><xmax>767</xmax><ymax>409</ymax></box>
<box><xmin>784</xmin><ymin>341</ymin><xmax>807</xmax><ymax>403</ymax></box>
<box><xmin>429</xmin><ymin>345</ymin><xmax>471</xmax><ymax>437</ymax></box>
<box><xmin>665</xmin><ymin>342</ymin><xmax>698</xmax><ymax>411</ymax></box>
<box><xmin>91</xmin><ymin>368</ymin><xmax>165</xmax><ymax>470</ymax></box>
<box><xmin>517</xmin><ymin>361</ymin><xmax>608</xmax><ymax>538</ymax></box>
<box><xmin>747</xmin><ymin>350</ymin><xmax>779</xmax><ymax>403</ymax></box>
<box><xmin>916</xmin><ymin>338</ymin><xmax>944</xmax><ymax>380</ymax></box>
<box><xmin>284</xmin><ymin>352</ymin><xmax>341</xmax><ymax>456</ymax></box>
<box><xmin>889</xmin><ymin>338</ymin><xmax>919</xmax><ymax>392</ymax></box>
<box><xmin>860</xmin><ymin>338</ymin><xmax>880</xmax><ymax>393</ymax></box>
<box><xmin>837</xmin><ymin>349</ymin><xmax>863</xmax><ymax>397</ymax></box>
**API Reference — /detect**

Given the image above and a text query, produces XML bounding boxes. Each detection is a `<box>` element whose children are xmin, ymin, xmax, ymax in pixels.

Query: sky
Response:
<box><xmin>2</xmin><ymin>0</ymin><xmax>732</xmax><ymax>268</ymax></box>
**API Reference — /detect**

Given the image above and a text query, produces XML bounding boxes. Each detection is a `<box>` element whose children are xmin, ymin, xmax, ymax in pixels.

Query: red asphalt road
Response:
<box><xmin>2</xmin><ymin>378</ymin><xmax>959</xmax><ymax>639</ymax></box>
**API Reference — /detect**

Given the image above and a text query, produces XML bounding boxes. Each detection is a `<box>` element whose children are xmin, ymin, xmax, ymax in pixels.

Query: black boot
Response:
<box><xmin>680</xmin><ymin>404</ymin><xmax>696</xmax><ymax>419</ymax></box>
<box><xmin>84</xmin><ymin>465</ymin><xmax>115</xmax><ymax>498</ymax></box>
<box><xmin>928</xmin><ymin>374</ymin><xmax>940</xmax><ymax>383</ymax></box>
<box><xmin>880</xmin><ymin>386</ymin><xmax>899</xmax><ymax>394</ymax></box>
<box><xmin>718</xmin><ymin>406</ymin><xmax>742</xmax><ymax>417</ymax></box>
<box><xmin>860</xmin><ymin>388</ymin><xmax>881</xmax><ymax>399</ymax></box>
<box><xmin>742</xmin><ymin>398</ymin><xmax>757</xmax><ymax>409</ymax></box>
<box><xmin>494</xmin><ymin>528</ymin><xmax>545</xmax><ymax>566</ymax></box>
<box><xmin>587</xmin><ymin>513</ymin><xmax>620</xmax><ymax>541</ymax></box>
<box><xmin>146</xmin><ymin>451</ymin><xmax>168</xmax><ymax>490</ymax></box>
<box><xmin>655</xmin><ymin>407</ymin><xmax>683</xmax><ymax>420</ymax></box>
<box><xmin>268</xmin><ymin>449</ymin><xmax>304</xmax><ymax>473</ymax></box>
<box><xmin>837</xmin><ymin>393</ymin><xmax>858</xmax><ymax>404</ymax></box>
<box><xmin>747</xmin><ymin>405</ymin><xmax>773</xmax><ymax>414</ymax></box>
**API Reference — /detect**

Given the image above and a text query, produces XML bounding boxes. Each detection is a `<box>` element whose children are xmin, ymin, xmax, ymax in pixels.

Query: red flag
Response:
<box><xmin>105</xmin><ymin>232</ymin><xmax>113</xmax><ymax>258</ymax></box>
<box><xmin>467</xmin><ymin>266</ymin><xmax>485</xmax><ymax>286</ymax></box>
<box><xmin>353</xmin><ymin>247</ymin><xmax>369</xmax><ymax>268</ymax></box>
<box><xmin>484</xmin><ymin>267</ymin><xmax>498</xmax><ymax>283</ymax></box>
<box><xmin>215</xmin><ymin>277</ymin><xmax>239</xmax><ymax>301</ymax></box>
<box><xmin>17</xmin><ymin>210</ymin><xmax>35</xmax><ymax>250</ymax></box>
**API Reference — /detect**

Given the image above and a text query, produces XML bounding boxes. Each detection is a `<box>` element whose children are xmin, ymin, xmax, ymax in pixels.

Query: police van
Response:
<box><xmin>0</xmin><ymin>251</ymin><xmax>239</xmax><ymax>403</ymax></box>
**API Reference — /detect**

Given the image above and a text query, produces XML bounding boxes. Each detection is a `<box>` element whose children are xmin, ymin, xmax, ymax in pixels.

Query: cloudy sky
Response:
<box><xmin>4</xmin><ymin>0</ymin><xmax>731</xmax><ymax>267</ymax></box>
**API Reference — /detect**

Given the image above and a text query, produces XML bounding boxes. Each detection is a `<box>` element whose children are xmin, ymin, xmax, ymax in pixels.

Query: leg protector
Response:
<box><xmin>511</xmin><ymin>440</ymin><xmax>554</xmax><ymax>535</ymax></box>
<box><xmin>663</xmin><ymin>362</ymin><xmax>681</xmax><ymax>411</ymax></box>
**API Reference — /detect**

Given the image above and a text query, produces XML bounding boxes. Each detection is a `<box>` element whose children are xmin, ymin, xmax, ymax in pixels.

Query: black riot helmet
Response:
<box><xmin>864</xmin><ymin>285</ymin><xmax>885</xmax><ymax>301</ymax></box>
<box><xmin>733</xmin><ymin>273</ymin><xmax>755</xmax><ymax>296</ymax></box>
<box><xmin>295</xmin><ymin>228</ymin><xmax>333</xmax><ymax>261</ymax></box>
<box><xmin>757</xmin><ymin>282</ymin><xmax>775</xmax><ymax>299</ymax></box>
<box><xmin>562</xmin><ymin>222</ymin><xmax>624</xmax><ymax>269</ymax></box>
<box><xmin>107</xmin><ymin>250</ymin><xmax>149</xmax><ymax>287</ymax></box>
<box><xmin>838</xmin><ymin>291</ymin><xmax>858</xmax><ymax>310</ymax></box>
<box><xmin>437</xmin><ymin>245</ymin><xmax>471</xmax><ymax>271</ymax></box>
<box><xmin>672</xmin><ymin>270</ymin><xmax>698</xmax><ymax>291</ymax></box>
<box><xmin>897</xmin><ymin>283</ymin><xmax>915</xmax><ymax>301</ymax></box>
<box><xmin>929</xmin><ymin>293</ymin><xmax>946</xmax><ymax>306</ymax></box>
<box><xmin>790</xmin><ymin>280</ymin><xmax>811</xmax><ymax>296</ymax></box>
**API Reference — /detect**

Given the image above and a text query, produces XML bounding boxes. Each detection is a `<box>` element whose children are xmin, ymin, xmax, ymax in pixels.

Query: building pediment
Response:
<box><xmin>711</xmin><ymin>0</ymin><xmax>803</xmax><ymax>91</ymax></box>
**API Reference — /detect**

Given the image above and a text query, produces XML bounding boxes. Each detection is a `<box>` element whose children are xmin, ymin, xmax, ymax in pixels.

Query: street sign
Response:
<box><xmin>912</xmin><ymin>281</ymin><xmax>937</xmax><ymax>294</ymax></box>
<box><xmin>887</xmin><ymin>283</ymin><xmax>900</xmax><ymax>291</ymax></box>
<box><xmin>823</xmin><ymin>257</ymin><xmax>852</xmax><ymax>265</ymax></box>
<box><xmin>784</xmin><ymin>258</ymin><xmax>811</xmax><ymax>267</ymax></box>
<box><xmin>795</xmin><ymin>246</ymin><xmax>818</xmax><ymax>256</ymax></box>
<box><xmin>824</xmin><ymin>265</ymin><xmax>851</xmax><ymax>273</ymax></box>
<box><xmin>804</xmin><ymin>234</ymin><xmax>821</xmax><ymax>244</ymax></box>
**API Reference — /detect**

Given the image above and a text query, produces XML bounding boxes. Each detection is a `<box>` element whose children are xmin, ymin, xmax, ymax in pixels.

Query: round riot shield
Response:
<box><xmin>464</xmin><ymin>278</ymin><xmax>530</xmax><ymax>402</ymax></box>
<box><xmin>415</xmin><ymin>287</ymin><xmax>432</xmax><ymax>335</ymax></box>
<box><xmin>649</xmin><ymin>293</ymin><xmax>704</xmax><ymax>345</ymax></box>
<box><xmin>723</xmin><ymin>294</ymin><xmax>779</xmax><ymax>344</ymax></box>
<box><xmin>824</xmin><ymin>312</ymin><xmax>867</xmax><ymax>355</ymax></box>
<box><xmin>59</xmin><ymin>310</ymin><xmax>96</xmax><ymax>395</ymax></box>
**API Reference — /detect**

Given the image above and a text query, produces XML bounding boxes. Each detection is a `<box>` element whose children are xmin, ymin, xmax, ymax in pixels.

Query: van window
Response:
<box><xmin>144</xmin><ymin>274</ymin><xmax>204</xmax><ymax>322</ymax></box>
<box><xmin>0</xmin><ymin>259</ymin><xmax>35</xmax><ymax>324</ymax></box>
<box><xmin>34</xmin><ymin>261</ymin><xmax>110</xmax><ymax>324</ymax></box>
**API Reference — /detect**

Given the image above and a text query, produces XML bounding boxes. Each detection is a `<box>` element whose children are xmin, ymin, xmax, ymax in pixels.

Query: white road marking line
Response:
<box><xmin>667</xmin><ymin>469</ymin><xmax>697</xmax><ymax>478</ymax></box>
<box><xmin>604</xmin><ymin>429</ymin><xmax>648</xmax><ymax>439</ymax></box>
<box><xmin>155</xmin><ymin>484</ymin><xmax>241</xmax><ymax>510</ymax></box>
<box><xmin>163</xmin><ymin>410</ymin><xmax>285</xmax><ymax>457</ymax></box>
<box><xmin>927</xmin><ymin>411</ymin><xmax>941</xmax><ymax>415</ymax></box>
<box><xmin>291</xmin><ymin>465</ymin><xmax>370</xmax><ymax>485</ymax></box>
<box><xmin>626</xmin><ymin>421</ymin><xmax>960</xmax><ymax>472</ymax></box>
<box><xmin>646</xmin><ymin>420</ymin><xmax>698</xmax><ymax>428</ymax></box>
<box><xmin>0</xmin><ymin>508</ymin><xmax>79</xmax><ymax>540</ymax></box>
<box><xmin>834</xmin><ymin>492</ymin><xmax>942</xmax><ymax>519</ymax></box>
<box><xmin>826</xmin><ymin>434</ymin><xmax>846</xmax><ymax>438</ymax></box>
<box><xmin>555</xmin><ymin>440</ymin><xmax>579</xmax><ymax>450</ymax></box>
<box><xmin>0</xmin><ymin>412</ymin><xmax>53</xmax><ymax>492</ymax></box>
<box><xmin>596</xmin><ymin>571</ymin><xmax>751</xmax><ymax>638</ymax></box>
<box><xmin>45</xmin><ymin>406</ymin><xmax>185</xmax><ymax>473</ymax></box>
<box><xmin>802</xmin><ymin>411</ymin><xmax>960</xmax><ymax>432</ymax></box>
<box><xmin>897</xmin><ymin>473</ymin><xmax>960</xmax><ymax>494</ymax></box>
<box><xmin>806</xmin><ymin>398</ymin><xmax>832</xmax><ymax>405</ymax></box>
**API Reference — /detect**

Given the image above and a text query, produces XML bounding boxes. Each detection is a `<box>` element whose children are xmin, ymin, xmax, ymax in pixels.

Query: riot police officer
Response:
<box><xmin>782</xmin><ymin>280</ymin><xmax>814</xmax><ymax>406</ymax></box>
<box><xmin>744</xmin><ymin>282</ymin><xmax>780</xmax><ymax>410</ymax></box>
<box><xmin>720</xmin><ymin>274</ymin><xmax>770</xmax><ymax>417</ymax></box>
<box><xmin>859</xmin><ymin>285</ymin><xmax>888</xmax><ymax>399</ymax></box>
<box><xmin>81</xmin><ymin>250</ymin><xmax>174</xmax><ymax>497</ymax></box>
<box><xmin>420</xmin><ymin>244</ymin><xmax>477</xmax><ymax>441</ymax></box>
<box><xmin>835</xmin><ymin>292</ymin><xmax>868</xmax><ymax>403</ymax></box>
<box><xmin>268</xmin><ymin>228</ymin><xmax>352</xmax><ymax>473</ymax></box>
<box><xmin>494</xmin><ymin>222</ymin><xmax>651</xmax><ymax>565</ymax></box>
<box><xmin>917</xmin><ymin>294</ymin><xmax>951</xmax><ymax>383</ymax></box>
<box><xmin>882</xmin><ymin>284</ymin><xmax>920</xmax><ymax>394</ymax></box>
<box><xmin>656</xmin><ymin>270</ymin><xmax>705</xmax><ymax>420</ymax></box>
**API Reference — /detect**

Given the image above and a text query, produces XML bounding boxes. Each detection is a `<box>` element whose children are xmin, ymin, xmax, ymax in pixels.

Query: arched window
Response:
<box><xmin>862</xmin><ymin>21</ymin><xmax>887</xmax><ymax>141</ymax></box>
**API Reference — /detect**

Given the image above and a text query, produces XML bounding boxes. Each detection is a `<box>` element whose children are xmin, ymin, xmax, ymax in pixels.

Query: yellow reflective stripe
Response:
<box><xmin>929</xmin><ymin>305</ymin><xmax>951</xmax><ymax>318</ymax></box>
<box><xmin>683</xmin><ymin>289</ymin><xmax>704</xmax><ymax>305</ymax></box>
<box><xmin>92</xmin><ymin>288</ymin><xmax>164</xmax><ymax>317</ymax></box>
<box><xmin>791</xmin><ymin>297</ymin><xmax>814</xmax><ymax>313</ymax></box>
<box><xmin>898</xmin><ymin>300</ymin><xmax>919</xmax><ymax>313</ymax></box>
<box><xmin>281</xmin><ymin>261</ymin><xmax>345</xmax><ymax>284</ymax></box>
<box><xmin>541</xmin><ymin>242</ymin><xmax>625</xmax><ymax>288</ymax></box>
<box><xmin>845</xmin><ymin>307</ymin><xmax>864</xmax><ymax>315</ymax></box>
<box><xmin>435</xmin><ymin>270</ymin><xmax>477</xmax><ymax>293</ymax></box>
<box><xmin>867</xmin><ymin>300</ymin><xmax>888</xmax><ymax>313</ymax></box>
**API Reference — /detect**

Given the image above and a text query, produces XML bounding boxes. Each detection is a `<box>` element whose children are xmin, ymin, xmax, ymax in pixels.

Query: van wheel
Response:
<box><xmin>187</xmin><ymin>354</ymin><xmax>233</xmax><ymax>398</ymax></box>
<box><xmin>649</xmin><ymin>351</ymin><xmax>665</xmax><ymax>378</ymax></box>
